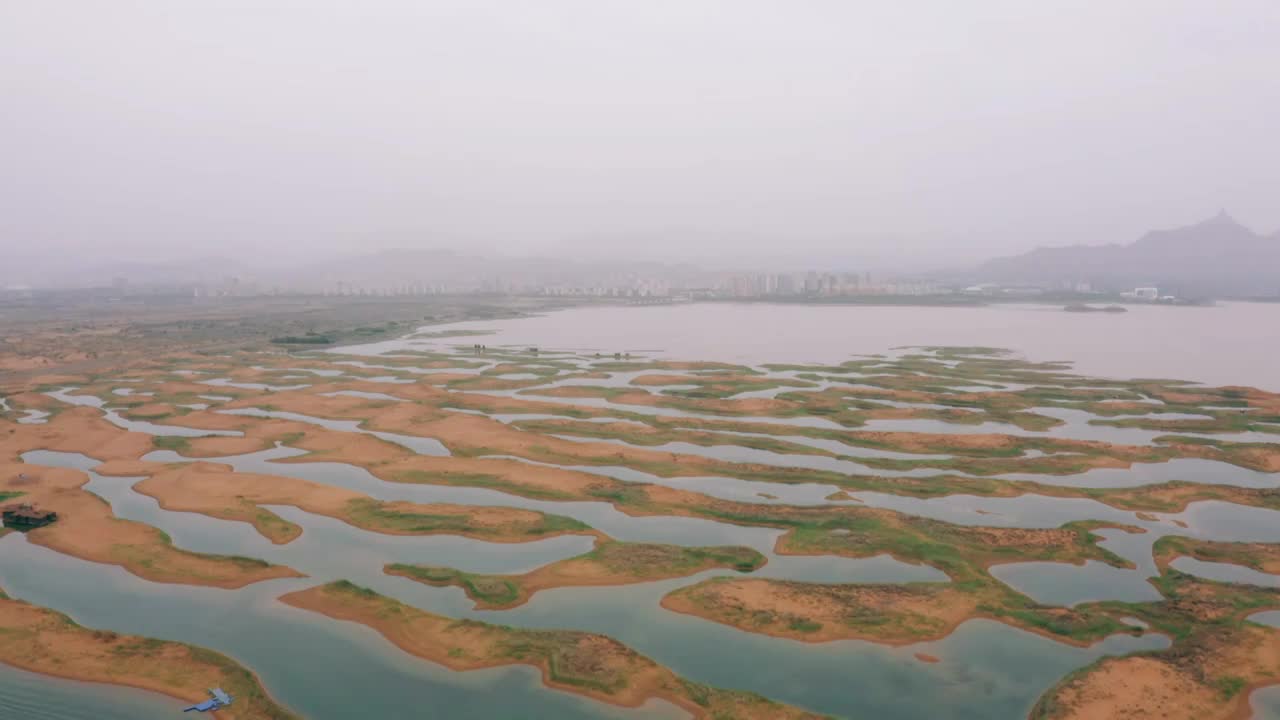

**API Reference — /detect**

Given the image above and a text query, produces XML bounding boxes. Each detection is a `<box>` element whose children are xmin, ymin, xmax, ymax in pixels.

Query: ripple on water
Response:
<box><xmin>0</xmin><ymin>664</ymin><xmax>185</xmax><ymax>720</ymax></box>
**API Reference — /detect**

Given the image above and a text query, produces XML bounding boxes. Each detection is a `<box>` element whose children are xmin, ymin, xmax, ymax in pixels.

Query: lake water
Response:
<box><xmin>4</xmin><ymin>440</ymin><xmax>1176</xmax><ymax>720</ymax></box>
<box><xmin>7</xmin><ymin>301</ymin><xmax>1279</xmax><ymax>719</ymax></box>
<box><xmin>340</xmin><ymin>301</ymin><xmax>1280</xmax><ymax>390</ymax></box>
<box><xmin>0</xmin><ymin>532</ymin><xmax>1164</xmax><ymax>720</ymax></box>
<box><xmin>2</xmin><ymin>448</ymin><xmax>1163</xmax><ymax>720</ymax></box>
<box><xmin>0</xmin><ymin>663</ymin><xmax>185</xmax><ymax>719</ymax></box>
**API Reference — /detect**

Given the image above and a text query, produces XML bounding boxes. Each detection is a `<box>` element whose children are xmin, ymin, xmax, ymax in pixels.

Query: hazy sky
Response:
<box><xmin>2</xmin><ymin>0</ymin><xmax>1278</xmax><ymax>267</ymax></box>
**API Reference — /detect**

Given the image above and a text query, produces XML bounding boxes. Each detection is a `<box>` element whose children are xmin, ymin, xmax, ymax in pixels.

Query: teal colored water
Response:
<box><xmin>988</xmin><ymin>561</ymin><xmax>1163</xmax><ymax>606</ymax></box>
<box><xmin>0</xmin><ymin>534</ymin><xmax>1167</xmax><ymax>720</ymax></box>
<box><xmin>8</xmin><ymin>448</ymin><xmax>1169</xmax><ymax>719</ymax></box>
<box><xmin>31</xmin><ymin>450</ymin><xmax>942</xmax><ymax>586</ymax></box>
<box><xmin>11</xmin><ymin>306</ymin><xmax>1280</xmax><ymax>718</ymax></box>
<box><xmin>0</xmin><ymin>537</ymin><xmax>689</xmax><ymax>720</ymax></box>
<box><xmin>0</xmin><ymin>664</ymin><xmax>185</xmax><ymax>719</ymax></box>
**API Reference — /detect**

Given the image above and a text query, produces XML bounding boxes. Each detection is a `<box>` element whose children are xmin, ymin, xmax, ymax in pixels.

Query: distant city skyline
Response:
<box><xmin>5</xmin><ymin>209</ymin><xmax>1276</xmax><ymax>299</ymax></box>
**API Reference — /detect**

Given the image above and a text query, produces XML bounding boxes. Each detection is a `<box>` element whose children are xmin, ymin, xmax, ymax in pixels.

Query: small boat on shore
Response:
<box><xmin>1</xmin><ymin>502</ymin><xmax>57</xmax><ymax>529</ymax></box>
<box><xmin>183</xmin><ymin>688</ymin><xmax>233</xmax><ymax>713</ymax></box>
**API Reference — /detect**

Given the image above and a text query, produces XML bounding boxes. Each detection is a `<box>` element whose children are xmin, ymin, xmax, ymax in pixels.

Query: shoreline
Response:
<box><xmin>0</xmin><ymin>657</ymin><xmax>210</xmax><ymax>714</ymax></box>
<box><xmin>1</xmin><ymin>458</ymin><xmax>304</xmax><ymax>591</ymax></box>
<box><xmin>657</xmin><ymin>592</ymin><xmax>1147</xmax><ymax>650</ymax></box>
<box><xmin>1</xmin><ymin>339</ymin><xmax>1277</xmax><ymax>718</ymax></box>
<box><xmin>385</xmin><ymin>540</ymin><xmax>767</xmax><ymax>609</ymax></box>
<box><xmin>279</xmin><ymin>581</ymin><xmax>823</xmax><ymax>719</ymax></box>
<box><xmin>1030</xmin><ymin>630</ymin><xmax>1280</xmax><ymax>720</ymax></box>
<box><xmin>0</xmin><ymin>591</ymin><xmax>298</xmax><ymax>720</ymax></box>
<box><xmin>336</xmin><ymin>301</ymin><xmax>1279</xmax><ymax>392</ymax></box>
<box><xmin>23</xmin><ymin>534</ymin><xmax>307</xmax><ymax>591</ymax></box>
<box><xmin>277</xmin><ymin>585</ymin><xmax>678</xmax><ymax>709</ymax></box>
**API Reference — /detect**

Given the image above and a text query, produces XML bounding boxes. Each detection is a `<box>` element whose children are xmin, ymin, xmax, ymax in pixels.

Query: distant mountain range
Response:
<box><xmin>971</xmin><ymin>212</ymin><xmax>1280</xmax><ymax>297</ymax></box>
<box><xmin>9</xmin><ymin>213</ymin><xmax>1278</xmax><ymax>299</ymax></box>
<box><xmin>271</xmin><ymin>249</ymin><xmax>710</xmax><ymax>293</ymax></box>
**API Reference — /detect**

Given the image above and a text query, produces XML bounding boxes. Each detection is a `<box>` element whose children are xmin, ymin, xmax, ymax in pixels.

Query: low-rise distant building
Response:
<box><xmin>1121</xmin><ymin>287</ymin><xmax>1160</xmax><ymax>301</ymax></box>
<box><xmin>999</xmin><ymin>286</ymin><xmax>1045</xmax><ymax>297</ymax></box>
<box><xmin>962</xmin><ymin>284</ymin><xmax>998</xmax><ymax>296</ymax></box>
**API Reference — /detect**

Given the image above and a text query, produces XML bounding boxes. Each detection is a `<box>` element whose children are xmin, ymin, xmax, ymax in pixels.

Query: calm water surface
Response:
<box><xmin>7</xmin><ymin>448</ymin><xmax>1168</xmax><ymax>719</ymax></box>
<box><xmin>0</xmin><ymin>664</ymin><xmax>184</xmax><ymax>720</ymax></box>
<box><xmin>10</xmin><ymin>303</ymin><xmax>1280</xmax><ymax>719</ymax></box>
<box><xmin>337</xmin><ymin>302</ymin><xmax>1280</xmax><ymax>390</ymax></box>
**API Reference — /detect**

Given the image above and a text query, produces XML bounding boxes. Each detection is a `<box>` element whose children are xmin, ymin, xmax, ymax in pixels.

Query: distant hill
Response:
<box><xmin>0</xmin><ymin>252</ymin><xmax>252</xmax><ymax>290</ymax></box>
<box><xmin>972</xmin><ymin>212</ymin><xmax>1280</xmax><ymax>297</ymax></box>
<box><xmin>5</xmin><ymin>245</ymin><xmax>710</xmax><ymax>293</ymax></box>
<box><xmin>271</xmin><ymin>248</ymin><xmax>710</xmax><ymax>294</ymax></box>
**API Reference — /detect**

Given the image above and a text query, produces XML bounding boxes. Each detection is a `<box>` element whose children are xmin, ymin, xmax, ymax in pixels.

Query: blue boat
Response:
<box><xmin>183</xmin><ymin>688</ymin><xmax>233</xmax><ymax>713</ymax></box>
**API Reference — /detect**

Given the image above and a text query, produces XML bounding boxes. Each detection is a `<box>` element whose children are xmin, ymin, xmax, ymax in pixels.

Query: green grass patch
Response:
<box><xmin>151</xmin><ymin>436</ymin><xmax>191</xmax><ymax>452</ymax></box>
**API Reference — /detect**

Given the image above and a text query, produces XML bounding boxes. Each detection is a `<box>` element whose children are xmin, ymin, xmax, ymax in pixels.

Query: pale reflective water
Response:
<box><xmin>0</xmin><ymin>538</ymin><xmax>686</xmax><ymax>720</ymax></box>
<box><xmin>6</xmin><ymin>446</ymin><xmax>1172</xmax><ymax>719</ymax></box>
<box><xmin>337</xmin><ymin>302</ymin><xmax>1280</xmax><ymax>390</ymax></box>
<box><xmin>989</xmin><ymin>561</ymin><xmax>1163</xmax><ymax>606</ymax></box>
<box><xmin>0</xmin><ymin>534</ymin><xmax>1166</xmax><ymax>720</ymax></box>
<box><xmin>9</xmin><ymin>302</ymin><xmax>1280</xmax><ymax>718</ymax></box>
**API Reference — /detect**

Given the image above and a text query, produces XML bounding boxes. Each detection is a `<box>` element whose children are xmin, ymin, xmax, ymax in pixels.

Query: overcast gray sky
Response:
<box><xmin>2</xmin><ymin>0</ymin><xmax>1278</xmax><ymax>267</ymax></box>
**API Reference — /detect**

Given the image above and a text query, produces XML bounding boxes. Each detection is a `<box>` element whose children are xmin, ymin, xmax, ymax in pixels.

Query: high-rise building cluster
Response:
<box><xmin>719</xmin><ymin>272</ymin><xmax>943</xmax><ymax>298</ymax></box>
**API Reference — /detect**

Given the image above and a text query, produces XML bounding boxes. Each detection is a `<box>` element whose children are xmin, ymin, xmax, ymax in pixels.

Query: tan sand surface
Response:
<box><xmin>133</xmin><ymin>462</ymin><xmax>599</xmax><ymax>544</ymax></box>
<box><xmin>1038</xmin><ymin>625</ymin><xmax>1280</xmax><ymax>720</ymax></box>
<box><xmin>281</xmin><ymin>582</ymin><xmax>820</xmax><ymax>719</ymax></box>
<box><xmin>0</xmin><ymin>461</ymin><xmax>300</xmax><ymax>588</ymax></box>
<box><xmin>388</xmin><ymin>541</ymin><xmax>764</xmax><ymax>609</ymax></box>
<box><xmin>0</xmin><ymin>592</ymin><xmax>297</xmax><ymax>719</ymax></box>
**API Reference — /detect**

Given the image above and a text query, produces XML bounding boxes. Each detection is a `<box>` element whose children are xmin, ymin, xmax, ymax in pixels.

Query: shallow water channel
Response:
<box><xmin>9</xmin><ymin>323</ymin><xmax>1280</xmax><ymax>718</ymax></box>
<box><xmin>3</xmin><ymin>447</ymin><xmax>1173</xmax><ymax>719</ymax></box>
